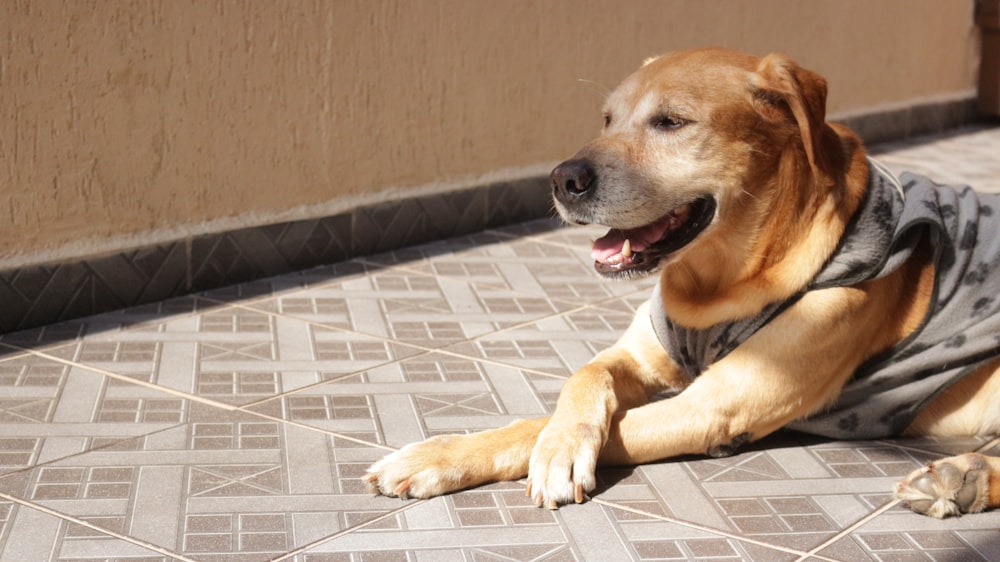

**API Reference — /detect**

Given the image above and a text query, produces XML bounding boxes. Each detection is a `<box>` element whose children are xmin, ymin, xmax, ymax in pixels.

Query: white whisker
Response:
<box><xmin>577</xmin><ymin>78</ymin><xmax>612</xmax><ymax>97</ymax></box>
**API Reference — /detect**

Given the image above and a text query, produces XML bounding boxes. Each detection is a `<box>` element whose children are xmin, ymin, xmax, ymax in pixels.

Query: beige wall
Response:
<box><xmin>0</xmin><ymin>0</ymin><xmax>980</xmax><ymax>268</ymax></box>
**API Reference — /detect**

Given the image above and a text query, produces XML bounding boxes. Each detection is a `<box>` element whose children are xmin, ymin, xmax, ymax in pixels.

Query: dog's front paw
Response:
<box><xmin>365</xmin><ymin>435</ymin><xmax>468</xmax><ymax>500</ymax></box>
<box><xmin>526</xmin><ymin>420</ymin><xmax>604</xmax><ymax>509</ymax></box>
<box><xmin>894</xmin><ymin>453</ymin><xmax>991</xmax><ymax>518</ymax></box>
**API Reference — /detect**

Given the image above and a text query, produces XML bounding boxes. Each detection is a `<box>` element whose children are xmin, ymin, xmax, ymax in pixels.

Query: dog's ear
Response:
<box><xmin>750</xmin><ymin>54</ymin><xmax>830</xmax><ymax>180</ymax></box>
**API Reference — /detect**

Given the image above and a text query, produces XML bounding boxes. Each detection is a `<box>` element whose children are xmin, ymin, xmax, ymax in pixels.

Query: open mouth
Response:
<box><xmin>591</xmin><ymin>196</ymin><xmax>717</xmax><ymax>278</ymax></box>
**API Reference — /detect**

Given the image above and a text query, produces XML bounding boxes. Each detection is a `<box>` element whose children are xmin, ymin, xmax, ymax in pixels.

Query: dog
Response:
<box><xmin>366</xmin><ymin>47</ymin><xmax>1000</xmax><ymax>519</ymax></box>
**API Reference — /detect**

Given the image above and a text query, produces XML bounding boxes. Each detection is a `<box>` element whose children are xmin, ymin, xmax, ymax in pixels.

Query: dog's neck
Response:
<box><xmin>657</xmin><ymin>128</ymin><xmax>868</xmax><ymax>329</ymax></box>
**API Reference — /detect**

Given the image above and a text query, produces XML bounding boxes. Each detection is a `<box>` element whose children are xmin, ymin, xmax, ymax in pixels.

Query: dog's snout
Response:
<box><xmin>551</xmin><ymin>159</ymin><xmax>595</xmax><ymax>201</ymax></box>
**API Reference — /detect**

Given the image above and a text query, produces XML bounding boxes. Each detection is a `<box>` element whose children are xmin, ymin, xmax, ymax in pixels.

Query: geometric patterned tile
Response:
<box><xmin>817</xmin><ymin>514</ymin><xmax>1000</xmax><ymax>561</ymax></box>
<box><xmin>0</xmin><ymin>415</ymin><xmax>409</xmax><ymax>562</ymax></box>
<box><xmin>400</xmin><ymin>235</ymin><xmax>658</xmax><ymax>306</ymax></box>
<box><xmin>358</xmin><ymin>231</ymin><xmax>523</xmax><ymax>270</ymax></box>
<box><xmin>602</xmin><ymin>515</ymin><xmax>807</xmax><ymax>562</ymax></box>
<box><xmin>443</xmin><ymin>304</ymin><xmax>638</xmax><ymax>376</ymax></box>
<box><xmin>872</xmin><ymin>125</ymin><xmax>1000</xmax><ymax>194</ymax></box>
<box><xmin>244</xmin><ymin>272</ymin><xmax>577</xmax><ymax>349</ymax></box>
<box><xmin>187</xmin><ymin>214</ymin><xmax>353</xmax><ymax>296</ymax></box>
<box><xmin>0</xmin><ymin>499</ymin><xmax>186</xmax><ymax>561</ymax></box>
<box><xmin>245</xmin><ymin>352</ymin><xmax>564</xmax><ymax>447</ymax></box>
<box><xmin>43</xmin><ymin>309</ymin><xmax>424</xmax><ymax>406</ymax></box>
<box><xmin>0</xmin><ymin>353</ymin><xmax>223</xmax><ymax>477</ymax></box>
<box><xmin>0</xmin><ymin>295</ymin><xmax>213</xmax><ymax>354</ymax></box>
<box><xmin>875</xmin><ymin>435</ymin><xmax>998</xmax><ymax>457</ymax></box>
<box><xmin>0</xmin><ymin>242</ymin><xmax>188</xmax><ymax>335</ymax></box>
<box><xmin>197</xmin><ymin>260</ymin><xmax>389</xmax><ymax>306</ymax></box>
<box><xmin>614</xmin><ymin>434</ymin><xmax>949</xmax><ymax>554</ymax></box>
<box><xmin>291</xmin><ymin>482</ymin><xmax>804</xmax><ymax>562</ymax></box>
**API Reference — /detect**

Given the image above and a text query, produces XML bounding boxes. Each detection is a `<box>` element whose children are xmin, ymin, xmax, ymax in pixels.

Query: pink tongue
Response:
<box><xmin>591</xmin><ymin>214</ymin><xmax>675</xmax><ymax>262</ymax></box>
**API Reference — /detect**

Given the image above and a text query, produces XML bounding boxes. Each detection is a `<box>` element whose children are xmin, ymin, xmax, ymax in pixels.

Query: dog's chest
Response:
<box><xmin>650</xmin><ymin>163</ymin><xmax>1000</xmax><ymax>439</ymax></box>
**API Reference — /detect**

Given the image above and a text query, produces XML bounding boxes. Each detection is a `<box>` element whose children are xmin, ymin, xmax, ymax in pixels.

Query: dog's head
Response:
<box><xmin>552</xmin><ymin>48</ymin><xmax>838</xmax><ymax>280</ymax></box>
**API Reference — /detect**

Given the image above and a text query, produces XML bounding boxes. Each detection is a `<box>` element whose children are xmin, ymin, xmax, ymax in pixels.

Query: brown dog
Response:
<box><xmin>366</xmin><ymin>48</ymin><xmax>1000</xmax><ymax>518</ymax></box>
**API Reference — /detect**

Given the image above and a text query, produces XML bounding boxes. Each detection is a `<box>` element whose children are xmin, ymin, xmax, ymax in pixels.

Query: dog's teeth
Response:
<box><xmin>622</xmin><ymin>239</ymin><xmax>632</xmax><ymax>258</ymax></box>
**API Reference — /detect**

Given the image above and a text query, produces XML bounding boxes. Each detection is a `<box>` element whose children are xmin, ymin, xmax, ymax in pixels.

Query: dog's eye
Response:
<box><xmin>652</xmin><ymin>115</ymin><xmax>686</xmax><ymax>131</ymax></box>
<box><xmin>603</xmin><ymin>113</ymin><xmax>612</xmax><ymax>128</ymax></box>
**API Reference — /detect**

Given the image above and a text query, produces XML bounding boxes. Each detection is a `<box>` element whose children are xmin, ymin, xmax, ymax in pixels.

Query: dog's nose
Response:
<box><xmin>551</xmin><ymin>159</ymin><xmax>595</xmax><ymax>200</ymax></box>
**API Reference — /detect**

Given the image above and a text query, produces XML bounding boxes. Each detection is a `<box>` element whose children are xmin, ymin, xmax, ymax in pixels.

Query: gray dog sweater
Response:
<box><xmin>651</xmin><ymin>159</ymin><xmax>1000</xmax><ymax>439</ymax></box>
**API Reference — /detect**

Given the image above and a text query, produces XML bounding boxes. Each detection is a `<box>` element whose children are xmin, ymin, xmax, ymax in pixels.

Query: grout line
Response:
<box><xmin>348</xmin><ymin>260</ymin><xmax>604</xmax><ymax>310</ymax></box>
<box><xmin>796</xmin><ymin>498</ymin><xmax>902</xmax><ymax>561</ymax></box>
<box><xmin>0</xmin><ymin>342</ymin><xmax>34</xmax><ymax>360</ymax></box>
<box><xmin>227</xmin><ymin>298</ymin><xmax>442</xmax><ymax>355</ymax></box>
<box><xmin>234</xmin><ymin>348</ymin><xmax>439</xmax><ymax>409</ymax></box>
<box><xmin>0</xmin><ymin>492</ymin><xmax>199</xmax><ymax>562</ymax></box>
<box><xmin>873</xmin><ymin>434</ymin><xmax>1000</xmax><ymax>460</ymax></box>
<box><xmin>222</xmin><ymin>258</ymin><xmax>653</xmax><ymax>384</ymax></box>
<box><xmin>17</xmin><ymin>347</ymin><xmax>240</xmax><ymax>411</ymax></box>
<box><xmin>233</xmin><ymin>405</ymin><xmax>397</xmax><ymax>452</ymax></box>
<box><xmin>1</xmin><ymin>309</ymin><xmax>424</xmax><ymax>455</ymax></box>
<box><xmin>270</xmin><ymin>500</ymin><xmax>429</xmax><ymax>560</ymax></box>
<box><xmin>587</xmin><ymin>497</ymin><xmax>815</xmax><ymax>560</ymax></box>
<box><xmin>0</xmin><ymin>423</ymin><xmax>192</xmax><ymax>488</ymax></box>
<box><xmin>0</xmin><ymin>295</ymin><xmax>244</xmax><ymax>364</ymax></box>
<box><xmin>427</xmin><ymin>345</ymin><xmax>573</xmax><ymax>381</ymax></box>
<box><xmin>194</xmin><ymin>257</ymin><xmax>416</xmax><ymax>310</ymax></box>
<box><xmin>873</xmin><ymin>438</ymin><xmax>976</xmax><ymax>458</ymax></box>
<box><xmin>794</xmin><ymin>434</ymin><xmax>1000</xmax><ymax>561</ymax></box>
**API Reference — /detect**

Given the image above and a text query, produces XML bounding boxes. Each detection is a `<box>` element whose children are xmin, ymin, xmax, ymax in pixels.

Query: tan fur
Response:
<box><xmin>365</xmin><ymin>47</ymin><xmax>1000</xmax><ymax>515</ymax></box>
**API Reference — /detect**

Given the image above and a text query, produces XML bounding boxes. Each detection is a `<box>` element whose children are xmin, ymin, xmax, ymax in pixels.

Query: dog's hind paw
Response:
<box><xmin>894</xmin><ymin>453</ymin><xmax>993</xmax><ymax>518</ymax></box>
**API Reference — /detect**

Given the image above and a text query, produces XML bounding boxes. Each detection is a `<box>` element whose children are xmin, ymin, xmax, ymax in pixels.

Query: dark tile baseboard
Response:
<box><xmin>0</xmin><ymin>96</ymin><xmax>981</xmax><ymax>333</ymax></box>
<box><xmin>833</xmin><ymin>96</ymin><xmax>980</xmax><ymax>146</ymax></box>
<box><xmin>0</xmin><ymin>177</ymin><xmax>551</xmax><ymax>333</ymax></box>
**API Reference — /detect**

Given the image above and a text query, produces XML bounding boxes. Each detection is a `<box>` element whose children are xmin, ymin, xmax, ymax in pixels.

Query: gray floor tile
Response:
<box><xmin>288</xmin><ymin>482</ymin><xmax>806</xmax><ymax>562</ymax></box>
<box><xmin>198</xmin><ymin>260</ymin><xmax>394</xmax><ymax>305</ymax></box>
<box><xmin>245</xmin><ymin>352</ymin><xmax>563</xmax><ymax>446</ymax></box>
<box><xmin>0</xmin><ymin>352</ymin><xmax>223</xmax><ymax>477</ymax></box>
<box><xmin>396</xmin><ymin>236</ymin><xmax>651</xmax><ymax>304</ymax></box>
<box><xmin>242</xmin><ymin>268</ymin><xmax>579</xmax><ymax>349</ymax></box>
<box><xmin>0</xmin><ymin>296</ymin><xmax>217</xmax><ymax>353</ymax></box>
<box><xmin>359</xmin><ymin>231</ymin><xmax>522</xmax><ymax>268</ymax></box>
<box><xmin>597</xmin><ymin>435</ymin><xmax>958</xmax><ymax>553</ymax></box>
<box><xmin>444</xmin><ymin>304</ymin><xmax>640</xmax><ymax>376</ymax></box>
<box><xmin>41</xmin><ymin>306</ymin><xmax>425</xmax><ymax>407</ymax></box>
<box><xmin>815</xmin><ymin>512</ymin><xmax>1000</xmax><ymax>561</ymax></box>
<box><xmin>0</xmin><ymin>410</ymin><xmax>409</xmax><ymax>562</ymax></box>
<box><xmin>872</xmin><ymin>125</ymin><xmax>1000</xmax><ymax>193</ymax></box>
<box><xmin>0</xmin><ymin>498</ymin><xmax>188</xmax><ymax>561</ymax></box>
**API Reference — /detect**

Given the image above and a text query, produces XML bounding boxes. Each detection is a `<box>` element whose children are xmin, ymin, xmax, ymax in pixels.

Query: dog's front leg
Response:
<box><xmin>365</xmin><ymin>416</ymin><xmax>548</xmax><ymax>499</ymax></box>
<box><xmin>366</xmin><ymin>302</ymin><xmax>678</xmax><ymax>503</ymax></box>
<box><xmin>527</xmin><ymin>303</ymin><xmax>685</xmax><ymax>508</ymax></box>
<box><xmin>528</xmin><ymin>288</ymin><xmax>878</xmax><ymax>508</ymax></box>
<box><xmin>526</xmin><ymin>362</ymin><xmax>635</xmax><ymax>508</ymax></box>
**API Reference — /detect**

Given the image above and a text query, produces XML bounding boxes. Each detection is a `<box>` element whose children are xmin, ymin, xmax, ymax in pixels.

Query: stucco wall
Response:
<box><xmin>0</xmin><ymin>0</ymin><xmax>980</xmax><ymax>268</ymax></box>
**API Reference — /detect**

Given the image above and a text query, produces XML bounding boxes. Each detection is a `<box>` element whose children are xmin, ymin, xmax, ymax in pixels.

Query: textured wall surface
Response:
<box><xmin>0</xmin><ymin>0</ymin><xmax>980</xmax><ymax>267</ymax></box>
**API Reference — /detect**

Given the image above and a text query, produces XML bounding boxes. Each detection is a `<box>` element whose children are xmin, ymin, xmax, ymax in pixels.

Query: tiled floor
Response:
<box><xmin>2</xmin><ymin>124</ymin><xmax>1000</xmax><ymax>561</ymax></box>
